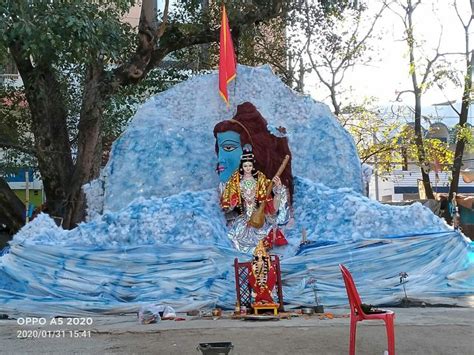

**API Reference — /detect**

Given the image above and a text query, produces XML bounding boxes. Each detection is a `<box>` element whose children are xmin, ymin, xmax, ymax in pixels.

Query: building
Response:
<box><xmin>368</xmin><ymin>101</ymin><xmax>474</xmax><ymax>201</ymax></box>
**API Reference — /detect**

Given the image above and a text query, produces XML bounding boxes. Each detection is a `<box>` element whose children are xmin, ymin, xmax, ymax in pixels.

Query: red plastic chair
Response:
<box><xmin>339</xmin><ymin>264</ymin><xmax>395</xmax><ymax>355</ymax></box>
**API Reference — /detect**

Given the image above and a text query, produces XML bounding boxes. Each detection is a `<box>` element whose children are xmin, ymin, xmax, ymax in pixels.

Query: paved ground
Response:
<box><xmin>1</xmin><ymin>307</ymin><xmax>473</xmax><ymax>354</ymax></box>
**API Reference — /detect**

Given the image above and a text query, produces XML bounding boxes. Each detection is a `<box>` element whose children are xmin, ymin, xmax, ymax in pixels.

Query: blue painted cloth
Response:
<box><xmin>0</xmin><ymin>179</ymin><xmax>472</xmax><ymax>316</ymax></box>
<box><xmin>0</xmin><ymin>230</ymin><xmax>471</xmax><ymax>316</ymax></box>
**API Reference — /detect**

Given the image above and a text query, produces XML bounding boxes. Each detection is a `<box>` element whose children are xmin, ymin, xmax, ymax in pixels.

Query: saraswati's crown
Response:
<box><xmin>241</xmin><ymin>144</ymin><xmax>254</xmax><ymax>162</ymax></box>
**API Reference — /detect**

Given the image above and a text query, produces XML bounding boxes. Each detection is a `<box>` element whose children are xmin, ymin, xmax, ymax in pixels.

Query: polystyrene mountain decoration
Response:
<box><xmin>0</xmin><ymin>65</ymin><xmax>472</xmax><ymax>315</ymax></box>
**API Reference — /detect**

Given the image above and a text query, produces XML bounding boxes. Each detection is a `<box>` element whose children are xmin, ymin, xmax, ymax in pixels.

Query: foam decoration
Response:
<box><xmin>0</xmin><ymin>66</ymin><xmax>472</xmax><ymax>316</ymax></box>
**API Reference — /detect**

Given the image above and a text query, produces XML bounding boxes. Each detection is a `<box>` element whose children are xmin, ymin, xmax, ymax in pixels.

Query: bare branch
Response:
<box><xmin>453</xmin><ymin>0</ymin><xmax>473</xmax><ymax>63</ymax></box>
<box><xmin>335</xmin><ymin>3</ymin><xmax>387</xmax><ymax>74</ymax></box>
<box><xmin>448</xmin><ymin>100</ymin><xmax>461</xmax><ymax>116</ymax></box>
<box><xmin>435</xmin><ymin>82</ymin><xmax>461</xmax><ymax>116</ymax></box>
<box><xmin>420</xmin><ymin>52</ymin><xmax>465</xmax><ymax>88</ymax></box>
<box><xmin>387</xmin><ymin>1</ymin><xmax>409</xmax><ymax>27</ymax></box>
<box><xmin>395</xmin><ymin>89</ymin><xmax>415</xmax><ymax>101</ymax></box>
<box><xmin>155</xmin><ymin>0</ymin><xmax>169</xmax><ymax>39</ymax></box>
<box><xmin>308</xmin><ymin>54</ymin><xmax>333</xmax><ymax>90</ymax></box>
<box><xmin>453</xmin><ymin>0</ymin><xmax>473</xmax><ymax>29</ymax></box>
<box><xmin>361</xmin><ymin>146</ymin><xmax>397</xmax><ymax>163</ymax></box>
<box><xmin>334</xmin><ymin>68</ymin><xmax>346</xmax><ymax>87</ymax></box>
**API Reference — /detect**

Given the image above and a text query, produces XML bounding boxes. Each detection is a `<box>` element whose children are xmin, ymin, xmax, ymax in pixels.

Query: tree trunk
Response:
<box><xmin>63</xmin><ymin>64</ymin><xmax>105</xmax><ymax>228</ymax></box>
<box><xmin>330</xmin><ymin>84</ymin><xmax>340</xmax><ymax>117</ymax></box>
<box><xmin>414</xmin><ymin>93</ymin><xmax>434</xmax><ymax>199</ymax></box>
<box><xmin>406</xmin><ymin>0</ymin><xmax>434</xmax><ymax>200</ymax></box>
<box><xmin>0</xmin><ymin>177</ymin><xmax>25</xmax><ymax>234</ymax></box>
<box><xmin>9</xmin><ymin>48</ymin><xmax>75</xmax><ymax>225</ymax></box>
<box><xmin>448</xmin><ymin>51</ymin><xmax>473</xmax><ymax>204</ymax></box>
<box><xmin>446</xmin><ymin>0</ymin><xmax>474</xmax><ymax>223</ymax></box>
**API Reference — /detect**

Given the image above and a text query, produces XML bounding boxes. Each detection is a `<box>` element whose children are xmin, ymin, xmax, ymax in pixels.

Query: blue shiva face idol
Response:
<box><xmin>216</xmin><ymin>131</ymin><xmax>243</xmax><ymax>183</ymax></box>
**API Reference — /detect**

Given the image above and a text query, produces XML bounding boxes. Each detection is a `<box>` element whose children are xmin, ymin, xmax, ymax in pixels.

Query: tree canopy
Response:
<box><xmin>0</xmin><ymin>0</ymin><xmax>289</xmax><ymax>230</ymax></box>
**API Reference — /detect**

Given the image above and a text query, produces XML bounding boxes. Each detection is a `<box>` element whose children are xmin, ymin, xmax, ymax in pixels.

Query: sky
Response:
<box><xmin>142</xmin><ymin>1</ymin><xmax>472</xmax><ymax>110</ymax></box>
<box><xmin>305</xmin><ymin>0</ymin><xmax>473</xmax><ymax>108</ymax></box>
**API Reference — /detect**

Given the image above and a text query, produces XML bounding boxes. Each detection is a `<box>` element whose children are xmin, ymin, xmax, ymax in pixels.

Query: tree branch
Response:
<box><xmin>387</xmin><ymin>1</ymin><xmax>409</xmax><ymax>28</ymax></box>
<box><xmin>395</xmin><ymin>89</ymin><xmax>415</xmax><ymax>101</ymax></box>
<box><xmin>420</xmin><ymin>52</ymin><xmax>464</xmax><ymax>88</ymax></box>
<box><xmin>453</xmin><ymin>0</ymin><xmax>473</xmax><ymax>29</ymax></box>
<box><xmin>112</xmin><ymin>0</ymin><xmax>170</xmax><ymax>86</ymax></box>
<box><xmin>361</xmin><ymin>145</ymin><xmax>397</xmax><ymax>163</ymax></box>
<box><xmin>336</xmin><ymin>2</ymin><xmax>386</xmax><ymax>74</ymax></box>
<box><xmin>112</xmin><ymin>0</ymin><xmax>284</xmax><ymax>87</ymax></box>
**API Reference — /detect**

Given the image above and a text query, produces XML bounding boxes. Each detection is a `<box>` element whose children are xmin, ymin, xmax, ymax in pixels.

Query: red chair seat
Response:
<box><xmin>340</xmin><ymin>264</ymin><xmax>396</xmax><ymax>355</ymax></box>
<box><xmin>363</xmin><ymin>309</ymin><xmax>394</xmax><ymax>320</ymax></box>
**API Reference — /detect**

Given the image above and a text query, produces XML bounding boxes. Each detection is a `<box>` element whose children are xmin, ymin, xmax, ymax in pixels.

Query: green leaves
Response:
<box><xmin>453</xmin><ymin>123</ymin><xmax>474</xmax><ymax>146</ymax></box>
<box><xmin>0</xmin><ymin>1</ymin><xmax>136</xmax><ymax>67</ymax></box>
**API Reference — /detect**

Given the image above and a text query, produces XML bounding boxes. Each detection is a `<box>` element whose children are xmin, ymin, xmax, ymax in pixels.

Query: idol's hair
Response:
<box><xmin>213</xmin><ymin>102</ymin><xmax>294</xmax><ymax>203</ymax></box>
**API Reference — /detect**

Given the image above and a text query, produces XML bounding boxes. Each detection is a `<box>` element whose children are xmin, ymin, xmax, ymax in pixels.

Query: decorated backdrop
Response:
<box><xmin>0</xmin><ymin>65</ymin><xmax>472</xmax><ymax>316</ymax></box>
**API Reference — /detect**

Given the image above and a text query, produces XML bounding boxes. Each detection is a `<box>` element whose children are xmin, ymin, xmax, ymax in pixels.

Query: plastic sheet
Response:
<box><xmin>0</xmin><ymin>230</ymin><xmax>472</xmax><ymax>316</ymax></box>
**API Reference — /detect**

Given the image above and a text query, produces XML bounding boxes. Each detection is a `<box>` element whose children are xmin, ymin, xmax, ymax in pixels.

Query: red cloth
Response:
<box><xmin>229</xmin><ymin>193</ymin><xmax>239</xmax><ymax>209</ymax></box>
<box><xmin>218</xmin><ymin>5</ymin><xmax>236</xmax><ymax>105</ymax></box>
<box><xmin>264</xmin><ymin>196</ymin><xmax>276</xmax><ymax>215</ymax></box>
<box><xmin>264</xmin><ymin>228</ymin><xmax>288</xmax><ymax>248</ymax></box>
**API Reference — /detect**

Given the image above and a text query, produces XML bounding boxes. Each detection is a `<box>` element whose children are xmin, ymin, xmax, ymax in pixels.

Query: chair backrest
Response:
<box><xmin>234</xmin><ymin>259</ymin><xmax>253</xmax><ymax>310</ymax></box>
<box><xmin>339</xmin><ymin>264</ymin><xmax>364</xmax><ymax>317</ymax></box>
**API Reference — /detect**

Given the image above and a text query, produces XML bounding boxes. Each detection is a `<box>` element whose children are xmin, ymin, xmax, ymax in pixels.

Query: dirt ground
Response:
<box><xmin>0</xmin><ymin>307</ymin><xmax>473</xmax><ymax>354</ymax></box>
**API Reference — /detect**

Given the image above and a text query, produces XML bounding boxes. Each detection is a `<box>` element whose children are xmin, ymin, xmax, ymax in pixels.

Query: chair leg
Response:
<box><xmin>384</xmin><ymin>315</ymin><xmax>395</xmax><ymax>355</ymax></box>
<box><xmin>349</xmin><ymin>318</ymin><xmax>357</xmax><ymax>355</ymax></box>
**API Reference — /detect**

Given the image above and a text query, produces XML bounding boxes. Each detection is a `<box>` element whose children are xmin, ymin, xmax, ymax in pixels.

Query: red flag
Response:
<box><xmin>219</xmin><ymin>5</ymin><xmax>236</xmax><ymax>105</ymax></box>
